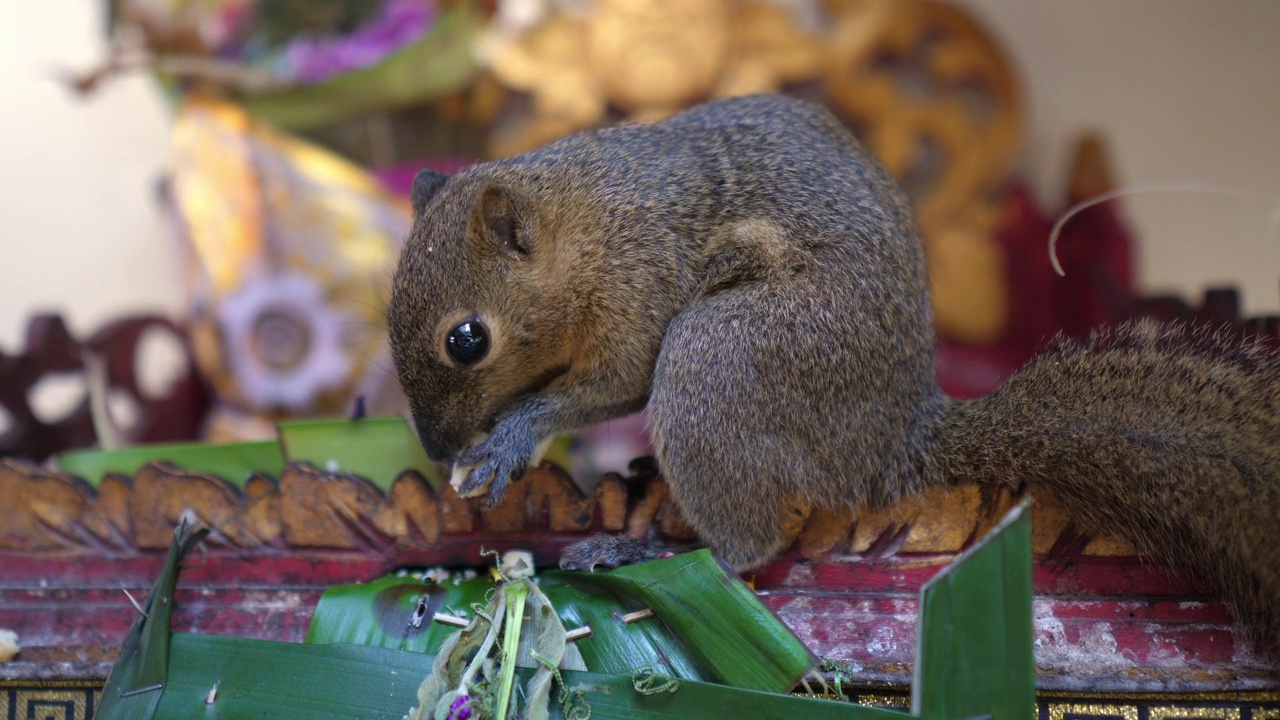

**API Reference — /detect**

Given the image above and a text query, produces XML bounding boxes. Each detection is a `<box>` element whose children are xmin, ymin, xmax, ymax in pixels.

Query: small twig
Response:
<box><xmin>621</xmin><ymin>608</ymin><xmax>654</xmax><ymax>624</ymax></box>
<box><xmin>564</xmin><ymin>626</ymin><xmax>592</xmax><ymax>642</ymax></box>
<box><xmin>433</xmin><ymin>612</ymin><xmax>470</xmax><ymax>628</ymax></box>
<box><xmin>122</xmin><ymin>587</ymin><xmax>147</xmax><ymax>617</ymax></box>
<box><xmin>120</xmin><ymin>683</ymin><xmax>164</xmax><ymax>698</ymax></box>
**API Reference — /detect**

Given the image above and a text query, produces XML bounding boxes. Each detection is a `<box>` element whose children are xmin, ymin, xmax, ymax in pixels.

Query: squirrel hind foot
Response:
<box><xmin>559</xmin><ymin>535</ymin><xmax>664</xmax><ymax>571</ymax></box>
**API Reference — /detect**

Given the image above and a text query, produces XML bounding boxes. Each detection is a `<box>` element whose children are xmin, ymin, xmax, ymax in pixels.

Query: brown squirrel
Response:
<box><xmin>387</xmin><ymin>94</ymin><xmax>1280</xmax><ymax>638</ymax></box>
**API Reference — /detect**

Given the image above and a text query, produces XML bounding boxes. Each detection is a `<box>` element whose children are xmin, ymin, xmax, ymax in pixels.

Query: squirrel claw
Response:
<box><xmin>453</xmin><ymin>427</ymin><xmax>534</xmax><ymax>506</ymax></box>
<box><xmin>459</xmin><ymin>457</ymin><xmax>527</xmax><ymax>509</ymax></box>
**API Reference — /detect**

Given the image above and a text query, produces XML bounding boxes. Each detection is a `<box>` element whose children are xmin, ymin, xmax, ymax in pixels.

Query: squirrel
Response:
<box><xmin>387</xmin><ymin>94</ymin><xmax>1280</xmax><ymax>639</ymax></box>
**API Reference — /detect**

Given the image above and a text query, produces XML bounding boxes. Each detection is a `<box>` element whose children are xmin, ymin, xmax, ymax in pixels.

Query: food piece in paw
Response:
<box><xmin>450</xmin><ymin>431</ymin><xmax>492</xmax><ymax>498</ymax></box>
<box><xmin>451</xmin><ymin>434</ymin><xmax>556</xmax><ymax>500</ymax></box>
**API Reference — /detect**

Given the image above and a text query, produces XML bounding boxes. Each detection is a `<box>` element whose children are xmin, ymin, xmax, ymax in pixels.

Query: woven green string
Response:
<box><xmin>531</xmin><ymin>651</ymin><xmax>591</xmax><ymax>720</ymax></box>
<box><xmin>631</xmin><ymin>666</ymin><xmax>679</xmax><ymax>695</ymax></box>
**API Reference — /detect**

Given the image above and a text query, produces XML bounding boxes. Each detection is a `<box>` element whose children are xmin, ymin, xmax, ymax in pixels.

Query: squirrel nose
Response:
<box><xmin>406</xmin><ymin>412</ymin><xmax>455</xmax><ymax>463</ymax></box>
<box><xmin>420</xmin><ymin>436</ymin><xmax>451</xmax><ymax>463</ymax></box>
<box><xmin>419</xmin><ymin>432</ymin><xmax>457</xmax><ymax>464</ymax></box>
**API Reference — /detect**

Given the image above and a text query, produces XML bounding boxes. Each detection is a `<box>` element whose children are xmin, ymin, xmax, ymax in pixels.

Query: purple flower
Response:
<box><xmin>278</xmin><ymin>0</ymin><xmax>436</xmax><ymax>84</ymax></box>
<box><xmin>447</xmin><ymin>694</ymin><xmax>472</xmax><ymax>720</ymax></box>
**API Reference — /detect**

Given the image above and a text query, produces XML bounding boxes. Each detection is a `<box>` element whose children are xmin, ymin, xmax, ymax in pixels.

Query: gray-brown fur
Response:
<box><xmin>940</xmin><ymin>322</ymin><xmax>1280</xmax><ymax>639</ymax></box>
<box><xmin>388</xmin><ymin>94</ymin><xmax>1280</xmax><ymax>638</ymax></box>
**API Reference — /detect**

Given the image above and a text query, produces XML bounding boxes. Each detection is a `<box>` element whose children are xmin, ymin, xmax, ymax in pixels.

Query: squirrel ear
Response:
<box><xmin>475</xmin><ymin>184</ymin><xmax>530</xmax><ymax>259</ymax></box>
<box><xmin>411</xmin><ymin>168</ymin><xmax>450</xmax><ymax>215</ymax></box>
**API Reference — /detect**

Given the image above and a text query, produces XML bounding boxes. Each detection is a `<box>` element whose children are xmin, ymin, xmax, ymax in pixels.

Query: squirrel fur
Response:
<box><xmin>387</xmin><ymin>94</ymin><xmax>1280</xmax><ymax>638</ymax></box>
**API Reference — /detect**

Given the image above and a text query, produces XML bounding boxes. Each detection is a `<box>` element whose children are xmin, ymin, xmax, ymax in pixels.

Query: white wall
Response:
<box><xmin>1</xmin><ymin>1</ymin><xmax>1278</xmax><ymax>352</ymax></box>
<box><xmin>0</xmin><ymin>2</ymin><xmax>181</xmax><ymax>350</ymax></box>
<box><xmin>955</xmin><ymin>0</ymin><xmax>1280</xmax><ymax>314</ymax></box>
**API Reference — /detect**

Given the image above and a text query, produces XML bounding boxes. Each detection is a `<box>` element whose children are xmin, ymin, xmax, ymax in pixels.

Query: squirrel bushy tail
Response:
<box><xmin>936</xmin><ymin>320</ymin><xmax>1280</xmax><ymax>639</ymax></box>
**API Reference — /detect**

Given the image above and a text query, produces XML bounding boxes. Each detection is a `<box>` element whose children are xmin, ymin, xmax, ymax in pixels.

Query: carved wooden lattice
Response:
<box><xmin>0</xmin><ymin>455</ymin><xmax>1131</xmax><ymax>562</ymax></box>
<box><xmin>0</xmin><ymin>315</ymin><xmax>210</xmax><ymax>463</ymax></box>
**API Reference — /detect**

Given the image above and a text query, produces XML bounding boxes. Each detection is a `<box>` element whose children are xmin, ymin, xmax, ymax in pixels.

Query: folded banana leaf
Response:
<box><xmin>915</xmin><ymin>502</ymin><xmax>1035</xmax><ymax>718</ymax></box>
<box><xmin>57</xmin><ymin>439</ymin><xmax>284</xmax><ymax>490</ymax></box>
<box><xmin>98</xmin><ymin>520</ymin><xmax>209</xmax><ymax>719</ymax></box>
<box><xmin>277</xmin><ymin>416</ymin><xmax>442</xmax><ymax>489</ymax></box>
<box><xmin>56</xmin><ymin>416</ymin><xmax>434</xmax><ymax>489</ymax></box>
<box><xmin>305</xmin><ymin>549</ymin><xmax>816</xmax><ymax>691</ymax></box>
<box><xmin>114</xmin><ymin>632</ymin><xmax>905</xmax><ymax>720</ymax></box>
<box><xmin>56</xmin><ymin>415</ymin><xmax>578</xmax><ymax>491</ymax></box>
<box><xmin>94</xmin><ymin>502</ymin><xmax>1036</xmax><ymax>720</ymax></box>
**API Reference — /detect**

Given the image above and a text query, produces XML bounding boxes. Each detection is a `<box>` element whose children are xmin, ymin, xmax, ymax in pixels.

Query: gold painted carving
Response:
<box><xmin>1148</xmin><ymin>707</ymin><xmax>1243</xmax><ymax>720</ymax></box>
<box><xmin>482</xmin><ymin>0</ymin><xmax>1023</xmax><ymax>344</ymax></box>
<box><xmin>824</xmin><ymin>0</ymin><xmax>1021</xmax><ymax>343</ymax></box>
<box><xmin>0</xmin><ymin>457</ymin><xmax>1140</xmax><ymax>563</ymax></box>
<box><xmin>1050</xmin><ymin>703</ymin><xmax>1141</xmax><ymax>720</ymax></box>
<box><xmin>484</xmin><ymin>0</ymin><xmax>827</xmax><ymax>157</ymax></box>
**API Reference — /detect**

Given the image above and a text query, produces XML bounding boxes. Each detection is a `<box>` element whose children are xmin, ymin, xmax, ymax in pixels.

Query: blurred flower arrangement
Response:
<box><xmin>72</xmin><ymin>0</ymin><xmax>482</xmax><ymax>131</ymax></box>
<box><xmin>64</xmin><ymin>0</ymin><xmax>489</xmax><ymax>443</ymax></box>
<box><xmin>165</xmin><ymin>96</ymin><xmax>414</xmax><ymax>440</ymax></box>
<box><xmin>213</xmin><ymin>0</ymin><xmax>438</xmax><ymax>86</ymax></box>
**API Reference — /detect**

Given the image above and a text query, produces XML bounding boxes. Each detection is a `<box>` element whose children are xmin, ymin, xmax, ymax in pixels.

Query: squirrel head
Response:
<box><xmin>388</xmin><ymin>167</ymin><xmax>577</xmax><ymax>462</ymax></box>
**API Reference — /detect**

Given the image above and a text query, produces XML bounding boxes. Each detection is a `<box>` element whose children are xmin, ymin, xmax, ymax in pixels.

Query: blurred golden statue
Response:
<box><xmin>482</xmin><ymin>0</ymin><xmax>826</xmax><ymax>156</ymax></box>
<box><xmin>480</xmin><ymin>0</ymin><xmax>1022</xmax><ymax>344</ymax></box>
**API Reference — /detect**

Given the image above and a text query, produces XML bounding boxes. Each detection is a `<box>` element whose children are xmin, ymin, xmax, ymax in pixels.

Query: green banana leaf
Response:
<box><xmin>120</xmin><ymin>633</ymin><xmax>899</xmax><ymax>720</ymax></box>
<box><xmin>279</xmin><ymin>417</ymin><xmax>574</xmax><ymax>491</ymax></box>
<box><xmin>302</xmin><ymin>573</ymin><xmax>479</xmax><ymax>651</ymax></box>
<box><xmin>57</xmin><ymin>440</ymin><xmax>284</xmax><ymax>490</ymax></box>
<box><xmin>93</xmin><ymin>500</ymin><xmax>1037</xmax><ymax>720</ymax></box>
<box><xmin>305</xmin><ymin>549</ymin><xmax>816</xmax><ymax>691</ymax></box>
<box><xmin>98</xmin><ymin>520</ymin><xmax>208</xmax><ymax>719</ymax></box>
<box><xmin>278</xmin><ymin>416</ymin><xmax>443</xmax><ymax>490</ymax></box>
<box><xmin>55</xmin><ymin>416</ymin><xmax>436</xmax><ymax>490</ymax></box>
<box><xmin>914</xmin><ymin>501</ymin><xmax>1035</xmax><ymax>719</ymax></box>
<box><xmin>57</xmin><ymin>414</ymin><xmax>577</xmax><ymax>492</ymax></box>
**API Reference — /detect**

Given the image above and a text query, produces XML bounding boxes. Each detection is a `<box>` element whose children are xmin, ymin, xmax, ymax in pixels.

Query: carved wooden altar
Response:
<box><xmin>8</xmin><ymin>0</ymin><xmax>1280</xmax><ymax>716</ymax></box>
<box><xmin>3</xmin><ymin>452</ymin><xmax>1277</xmax><ymax>699</ymax></box>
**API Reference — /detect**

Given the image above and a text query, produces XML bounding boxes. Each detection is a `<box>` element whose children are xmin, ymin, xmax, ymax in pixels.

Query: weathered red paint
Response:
<box><xmin>0</xmin><ymin>541</ymin><xmax>1271</xmax><ymax>691</ymax></box>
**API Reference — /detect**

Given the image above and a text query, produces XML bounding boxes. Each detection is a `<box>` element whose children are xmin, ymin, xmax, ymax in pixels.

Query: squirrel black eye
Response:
<box><xmin>446</xmin><ymin>320</ymin><xmax>489</xmax><ymax>365</ymax></box>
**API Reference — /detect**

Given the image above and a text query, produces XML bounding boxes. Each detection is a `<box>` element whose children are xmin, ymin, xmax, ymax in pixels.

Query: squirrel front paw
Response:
<box><xmin>452</xmin><ymin>426</ymin><xmax>533</xmax><ymax>508</ymax></box>
<box><xmin>452</xmin><ymin>428</ymin><xmax>556</xmax><ymax>508</ymax></box>
<box><xmin>559</xmin><ymin>535</ymin><xmax>664</xmax><ymax>571</ymax></box>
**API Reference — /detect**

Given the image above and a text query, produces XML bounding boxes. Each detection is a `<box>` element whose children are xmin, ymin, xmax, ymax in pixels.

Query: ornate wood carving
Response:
<box><xmin>0</xmin><ymin>456</ymin><xmax>1139</xmax><ymax>564</ymax></box>
<box><xmin>4</xmin><ymin>455</ymin><xmax>1273</xmax><ymax>692</ymax></box>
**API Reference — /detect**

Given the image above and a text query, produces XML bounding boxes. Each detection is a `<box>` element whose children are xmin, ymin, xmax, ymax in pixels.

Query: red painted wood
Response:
<box><xmin>751</xmin><ymin>551</ymin><xmax>1212</xmax><ymax>599</ymax></box>
<box><xmin>2</xmin><ymin>546</ymin><xmax>1272</xmax><ymax>691</ymax></box>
